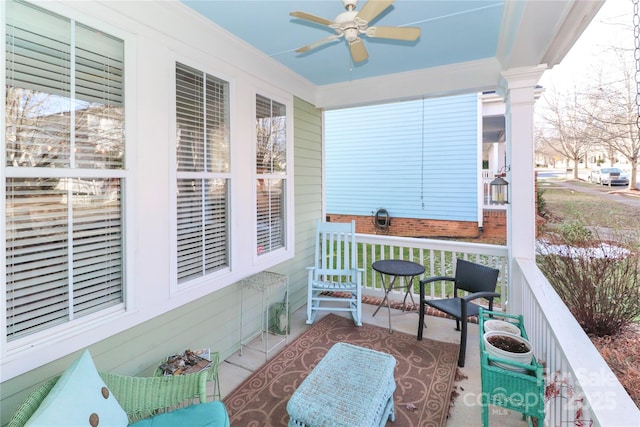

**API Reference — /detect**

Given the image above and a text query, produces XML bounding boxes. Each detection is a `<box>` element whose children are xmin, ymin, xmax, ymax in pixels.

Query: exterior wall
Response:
<box><xmin>285</xmin><ymin>98</ymin><xmax>325</xmax><ymax>309</ymax></box>
<box><xmin>324</xmin><ymin>94</ymin><xmax>480</xmax><ymax>223</ymax></box>
<box><xmin>327</xmin><ymin>210</ymin><xmax>506</xmax><ymax>242</ymax></box>
<box><xmin>0</xmin><ymin>95</ymin><xmax>323</xmax><ymax>426</ymax></box>
<box><xmin>326</xmin><ymin>214</ymin><xmax>480</xmax><ymax>238</ymax></box>
<box><xmin>324</xmin><ymin>94</ymin><xmax>512</xmax><ymax>243</ymax></box>
<box><xmin>482</xmin><ymin>210</ymin><xmax>507</xmax><ymax>241</ymax></box>
<box><xmin>0</xmin><ymin>0</ymin><xmax>324</xmax><ymax>418</ymax></box>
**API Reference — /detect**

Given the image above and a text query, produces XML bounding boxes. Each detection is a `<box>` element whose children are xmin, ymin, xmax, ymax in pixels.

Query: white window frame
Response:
<box><xmin>169</xmin><ymin>58</ymin><xmax>234</xmax><ymax>294</ymax></box>
<box><xmin>1</xmin><ymin>0</ymin><xmax>136</xmax><ymax>367</ymax></box>
<box><xmin>252</xmin><ymin>89</ymin><xmax>295</xmax><ymax>268</ymax></box>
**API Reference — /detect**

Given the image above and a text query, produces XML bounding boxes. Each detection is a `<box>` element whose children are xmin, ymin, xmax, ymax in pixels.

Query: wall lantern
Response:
<box><xmin>490</xmin><ymin>166</ymin><xmax>510</xmax><ymax>204</ymax></box>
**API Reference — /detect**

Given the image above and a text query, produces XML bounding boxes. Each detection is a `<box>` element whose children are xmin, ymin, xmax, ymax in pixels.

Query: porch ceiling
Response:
<box><xmin>181</xmin><ymin>0</ymin><xmax>604</xmax><ymax>108</ymax></box>
<box><xmin>484</xmin><ymin>115</ymin><xmax>505</xmax><ymax>144</ymax></box>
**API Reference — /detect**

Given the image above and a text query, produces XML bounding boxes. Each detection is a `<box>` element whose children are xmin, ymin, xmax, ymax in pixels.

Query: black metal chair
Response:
<box><xmin>417</xmin><ymin>258</ymin><xmax>500</xmax><ymax>367</ymax></box>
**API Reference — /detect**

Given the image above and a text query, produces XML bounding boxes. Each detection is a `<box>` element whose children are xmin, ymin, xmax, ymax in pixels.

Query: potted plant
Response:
<box><xmin>483</xmin><ymin>330</ymin><xmax>534</xmax><ymax>372</ymax></box>
<box><xmin>483</xmin><ymin>319</ymin><xmax>521</xmax><ymax>336</ymax></box>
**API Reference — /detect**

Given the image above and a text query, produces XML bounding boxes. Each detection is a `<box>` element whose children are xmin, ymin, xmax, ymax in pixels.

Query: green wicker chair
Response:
<box><xmin>153</xmin><ymin>351</ymin><xmax>222</xmax><ymax>401</ymax></box>
<box><xmin>8</xmin><ymin>368</ymin><xmax>228</xmax><ymax>426</ymax></box>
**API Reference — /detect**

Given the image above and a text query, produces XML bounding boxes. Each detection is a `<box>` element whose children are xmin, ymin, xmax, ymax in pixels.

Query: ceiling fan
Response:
<box><xmin>289</xmin><ymin>0</ymin><xmax>421</xmax><ymax>63</ymax></box>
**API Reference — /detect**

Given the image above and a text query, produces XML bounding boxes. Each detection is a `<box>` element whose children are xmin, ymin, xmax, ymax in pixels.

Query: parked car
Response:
<box><xmin>589</xmin><ymin>167</ymin><xmax>630</xmax><ymax>186</ymax></box>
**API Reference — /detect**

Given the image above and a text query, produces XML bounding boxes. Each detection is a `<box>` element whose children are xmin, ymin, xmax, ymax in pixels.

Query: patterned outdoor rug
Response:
<box><xmin>223</xmin><ymin>313</ymin><xmax>459</xmax><ymax>427</ymax></box>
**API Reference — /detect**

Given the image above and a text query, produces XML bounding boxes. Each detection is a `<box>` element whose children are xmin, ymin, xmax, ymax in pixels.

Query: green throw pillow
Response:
<box><xmin>25</xmin><ymin>349</ymin><xmax>128</xmax><ymax>427</ymax></box>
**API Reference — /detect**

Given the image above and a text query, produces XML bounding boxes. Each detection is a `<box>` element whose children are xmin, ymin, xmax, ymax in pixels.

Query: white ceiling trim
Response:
<box><xmin>498</xmin><ymin>0</ymin><xmax>605</xmax><ymax>71</ymax></box>
<box><xmin>313</xmin><ymin>57</ymin><xmax>503</xmax><ymax>110</ymax></box>
<box><xmin>541</xmin><ymin>0</ymin><xmax>606</xmax><ymax>68</ymax></box>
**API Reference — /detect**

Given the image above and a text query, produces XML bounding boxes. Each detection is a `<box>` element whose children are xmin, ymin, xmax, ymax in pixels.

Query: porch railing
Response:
<box><xmin>511</xmin><ymin>258</ymin><xmax>639</xmax><ymax>427</ymax></box>
<box><xmin>356</xmin><ymin>234</ymin><xmax>640</xmax><ymax>426</ymax></box>
<box><xmin>356</xmin><ymin>233</ymin><xmax>509</xmax><ymax>306</ymax></box>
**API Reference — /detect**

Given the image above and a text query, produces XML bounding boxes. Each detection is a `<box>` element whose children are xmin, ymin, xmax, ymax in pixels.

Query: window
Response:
<box><xmin>175</xmin><ymin>62</ymin><xmax>230</xmax><ymax>283</ymax></box>
<box><xmin>256</xmin><ymin>95</ymin><xmax>286</xmax><ymax>255</ymax></box>
<box><xmin>5</xmin><ymin>0</ymin><xmax>125</xmax><ymax>340</ymax></box>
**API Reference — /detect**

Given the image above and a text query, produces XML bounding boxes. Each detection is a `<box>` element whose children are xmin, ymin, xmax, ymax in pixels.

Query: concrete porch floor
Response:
<box><xmin>217</xmin><ymin>301</ymin><xmax>530</xmax><ymax>426</ymax></box>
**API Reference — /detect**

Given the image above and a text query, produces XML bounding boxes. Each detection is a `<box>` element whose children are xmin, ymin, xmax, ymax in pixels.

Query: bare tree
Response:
<box><xmin>534</xmin><ymin>134</ymin><xmax>563</xmax><ymax>168</ymax></box>
<box><xmin>5</xmin><ymin>87</ymin><xmax>70</xmax><ymax>169</ymax></box>
<box><xmin>6</xmin><ymin>87</ymin><xmax>124</xmax><ymax>171</ymax></box>
<box><xmin>536</xmin><ymin>87</ymin><xmax>594</xmax><ymax>179</ymax></box>
<box><xmin>536</xmin><ymin>3</ymin><xmax>640</xmax><ymax>189</ymax></box>
<box><xmin>256</xmin><ymin>112</ymin><xmax>286</xmax><ymax>174</ymax></box>
<box><xmin>584</xmin><ymin>47</ymin><xmax>640</xmax><ymax>189</ymax></box>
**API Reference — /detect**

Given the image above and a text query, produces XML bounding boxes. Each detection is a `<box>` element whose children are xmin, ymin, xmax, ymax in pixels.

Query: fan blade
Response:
<box><xmin>356</xmin><ymin>0</ymin><xmax>394</xmax><ymax>24</ymax></box>
<box><xmin>349</xmin><ymin>38</ymin><xmax>368</xmax><ymax>63</ymax></box>
<box><xmin>367</xmin><ymin>26</ymin><xmax>421</xmax><ymax>41</ymax></box>
<box><xmin>289</xmin><ymin>11</ymin><xmax>334</xmax><ymax>27</ymax></box>
<box><xmin>295</xmin><ymin>35</ymin><xmax>341</xmax><ymax>53</ymax></box>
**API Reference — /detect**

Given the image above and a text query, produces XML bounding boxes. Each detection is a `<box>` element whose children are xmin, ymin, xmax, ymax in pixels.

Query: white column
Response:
<box><xmin>491</xmin><ymin>143</ymin><xmax>499</xmax><ymax>174</ymax></box>
<box><xmin>498</xmin><ymin>66</ymin><xmax>546</xmax><ymax>261</ymax></box>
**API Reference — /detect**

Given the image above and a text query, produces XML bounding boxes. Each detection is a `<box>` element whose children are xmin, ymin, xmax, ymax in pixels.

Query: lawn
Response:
<box><xmin>538</xmin><ymin>182</ymin><xmax>640</xmax><ymax>232</ymax></box>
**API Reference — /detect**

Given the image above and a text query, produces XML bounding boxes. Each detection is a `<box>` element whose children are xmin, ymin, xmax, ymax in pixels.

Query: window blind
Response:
<box><xmin>256</xmin><ymin>178</ymin><xmax>285</xmax><ymax>255</ymax></box>
<box><xmin>176</xmin><ymin>63</ymin><xmax>230</xmax><ymax>283</ymax></box>
<box><xmin>5</xmin><ymin>0</ymin><xmax>124</xmax><ymax>170</ymax></box>
<box><xmin>5</xmin><ymin>0</ymin><xmax>125</xmax><ymax>340</ymax></box>
<box><xmin>256</xmin><ymin>95</ymin><xmax>287</xmax><ymax>255</ymax></box>
<box><xmin>6</xmin><ymin>0</ymin><xmax>124</xmax><ymax>106</ymax></box>
<box><xmin>5</xmin><ymin>178</ymin><xmax>123</xmax><ymax>339</ymax></box>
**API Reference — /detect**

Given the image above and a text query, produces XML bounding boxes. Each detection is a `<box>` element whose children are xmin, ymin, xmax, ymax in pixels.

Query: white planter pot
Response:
<box><xmin>484</xmin><ymin>319</ymin><xmax>521</xmax><ymax>336</ymax></box>
<box><xmin>483</xmin><ymin>331</ymin><xmax>533</xmax><ymax>372</ymax></box>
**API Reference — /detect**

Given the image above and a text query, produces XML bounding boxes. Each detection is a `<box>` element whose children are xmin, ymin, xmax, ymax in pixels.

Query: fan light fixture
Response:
<box><xmin>289</xmin><ymin>0</ymin><xmax>421</xmax><ymax>63</ymax></box>
<box><xmin>344</xmin><ymin>27</ymin><xmax>358</xmax><ymax>42</ymax></box>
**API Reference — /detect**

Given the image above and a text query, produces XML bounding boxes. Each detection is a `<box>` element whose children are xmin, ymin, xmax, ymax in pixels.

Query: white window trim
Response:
<box><xmin>168</xmin><ymin>56</ymin><xmax>236</xmax><ymax>296</ymax></box>
<box><xmin>251</xmin><ymin>87</ymin><xmax>295</xmax><ymax>269</ymax></box>
<box><xmin>0</xmin><ymin>0</ymin><xmax>138</xmax><ymax>381</ymax></box>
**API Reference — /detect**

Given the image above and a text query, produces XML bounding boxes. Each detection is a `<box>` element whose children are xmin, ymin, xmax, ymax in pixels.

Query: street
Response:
<box><xmin>536</xmin><ymin>168</ymin><xmax>640</xmax><ymax>190</ymax></box>
<box><xmin>536</xmin><ymin>168</ymin><xmax>640</xmax><ymax>209</ymax></box>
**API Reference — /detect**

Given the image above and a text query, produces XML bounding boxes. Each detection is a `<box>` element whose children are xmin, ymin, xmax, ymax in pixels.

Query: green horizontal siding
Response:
<box><xmin>0</xmin><ymin>96</ymin><xmax>323</xmax><ymax>426</ymax></box>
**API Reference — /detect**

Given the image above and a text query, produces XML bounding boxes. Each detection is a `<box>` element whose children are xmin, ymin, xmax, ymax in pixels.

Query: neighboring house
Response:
<box><xmin>325</xmin><ymin>93</ymin><xmax>508</xmax><ymax>239</ymax></box>
<box><xmin>4</xmin><ymin>1</ymin><xmax>637</xmax><ymax>426</ymax></box>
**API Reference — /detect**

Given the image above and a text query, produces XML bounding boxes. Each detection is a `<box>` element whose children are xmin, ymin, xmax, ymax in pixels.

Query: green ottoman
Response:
<box><xmin>287</xmin><ymin>342</ymin><xmax>397</xmax><ymax>427</ymax></box>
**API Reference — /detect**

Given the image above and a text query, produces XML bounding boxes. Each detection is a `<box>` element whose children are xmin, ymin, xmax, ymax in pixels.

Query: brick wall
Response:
<box><xmin>482</xmin><ymin>209</ymin><xmax>507</xmax><ymax>240</ymax></box>
<box><xmin>326</xmin><ymin>210</ymin><xmax>507</xmax><ymax>242</ymax></box>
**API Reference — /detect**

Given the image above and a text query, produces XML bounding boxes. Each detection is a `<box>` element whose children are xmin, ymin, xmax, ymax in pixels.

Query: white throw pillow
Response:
<box><xmin>25</xmin><ymin>349</ymin><xmax>128</xmax><ymax>427</ymax></box>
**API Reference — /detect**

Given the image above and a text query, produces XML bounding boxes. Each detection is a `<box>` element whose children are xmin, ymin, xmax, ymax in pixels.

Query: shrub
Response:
<box><xmin>537</xmin><ymin>227</ymin><xmax>640</xmax><ymax>337</ymax></box>
<box><xmin>536</xmin><ymin>188</ymin><xmax>547</xmax><ymax>217</ymax></box>
<box><xmin>557</xmin><ymin>220</ymin><xmax>592</xmax><ymax>245</ymax></box>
